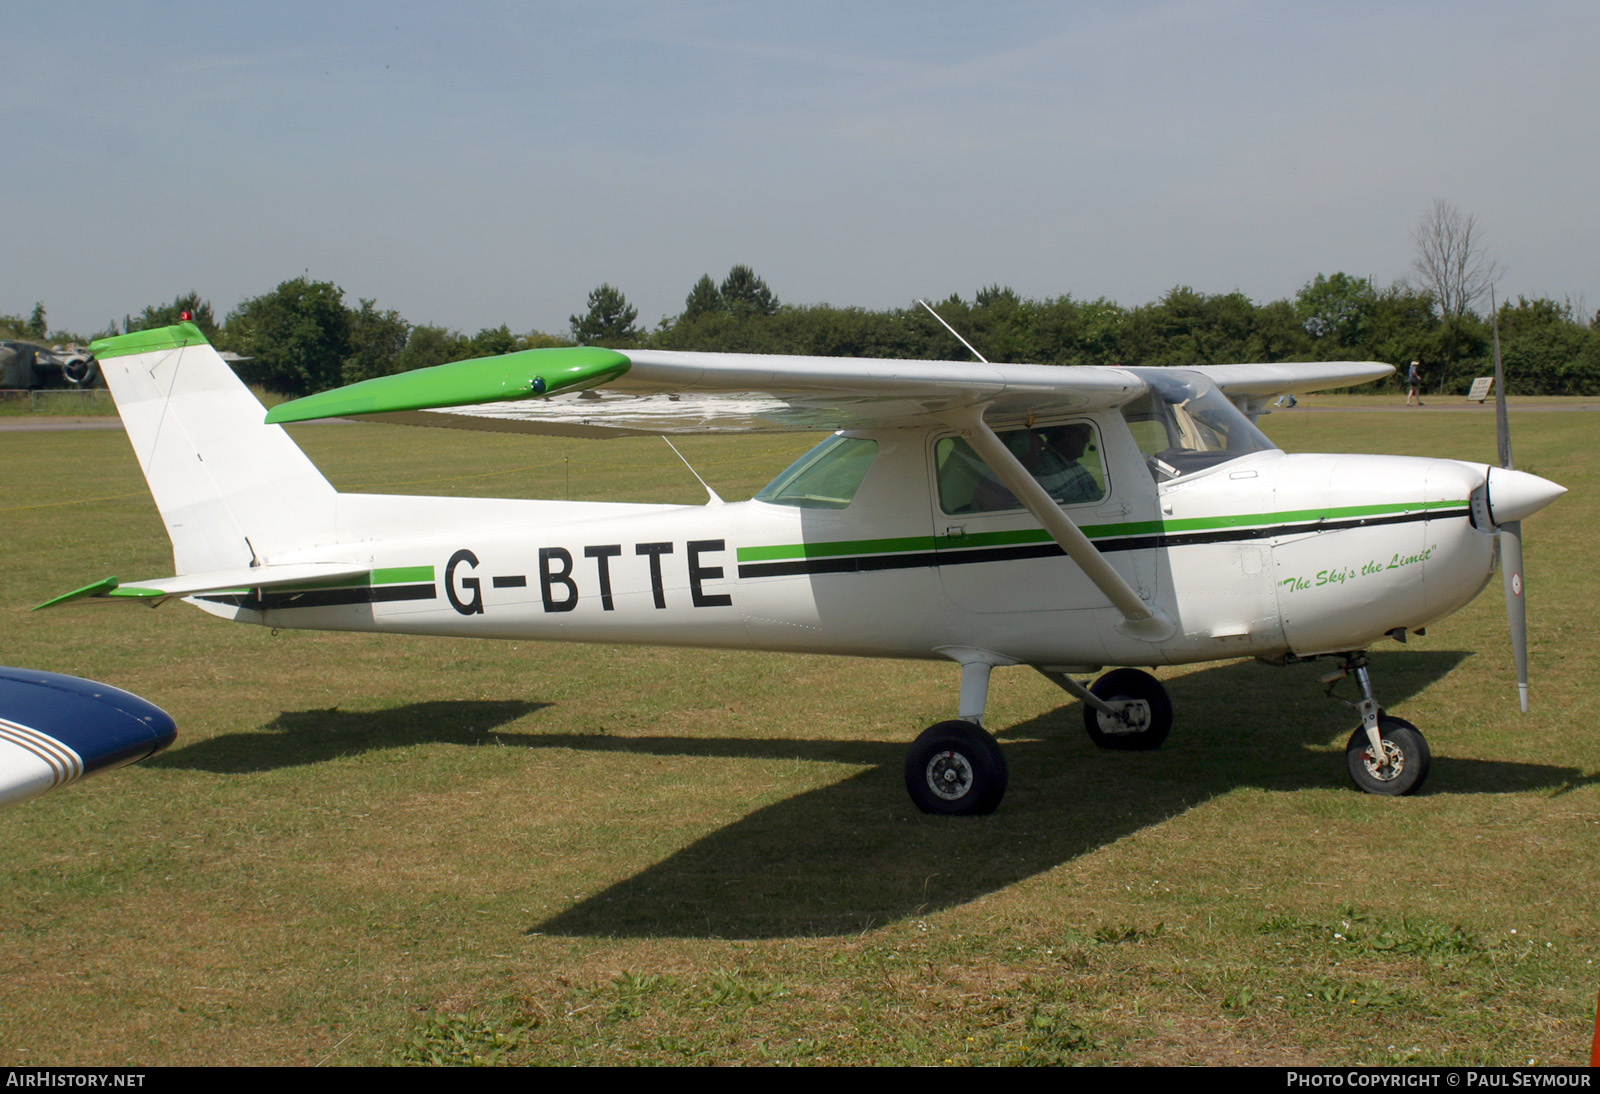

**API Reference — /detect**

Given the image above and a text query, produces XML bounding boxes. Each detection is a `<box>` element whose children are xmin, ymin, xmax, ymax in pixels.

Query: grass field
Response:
<box><xmin>1</xmin><ymin>402</ymin><xmax>1595</xmax><ymax>1066</ymax></box>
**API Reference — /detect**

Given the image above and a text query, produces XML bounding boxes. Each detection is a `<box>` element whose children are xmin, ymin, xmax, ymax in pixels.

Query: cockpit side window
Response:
<box><xmin>936</xmin><ymin>421</ymin><xmax>1108</xmax><ymax>515</ymax></box>
<box><xmin>755</xmin><ymin>434</ymin><xmax>879</xmax><ymax>509</ymax></box>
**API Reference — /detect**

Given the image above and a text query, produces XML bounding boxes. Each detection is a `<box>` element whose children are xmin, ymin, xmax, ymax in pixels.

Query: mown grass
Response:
<box><xmin>0</xmin><ymin>389</ymin><xmax>118</xmax><ymax>416</ymax></box>
<box><xmin>0</xmin><ymin>405</ymin><xmax>1595</xmax><ymax>1065</ymax></box>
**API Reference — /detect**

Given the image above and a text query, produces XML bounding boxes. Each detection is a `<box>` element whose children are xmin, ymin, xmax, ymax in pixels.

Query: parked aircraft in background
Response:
<box><xmin>0</xmin><ymin>668</ymin><xmax>175</xmax><ymax>809</ymax></box>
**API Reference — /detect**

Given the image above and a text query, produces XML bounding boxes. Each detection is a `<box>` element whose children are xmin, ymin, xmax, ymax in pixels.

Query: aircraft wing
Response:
<box><xmin>1185</xmin><ymin>360</ymin><xmax>1394</xmax><ymax>398</ymax></box>
<box><xmin>263</xmin><ymin>347</ymin><xmax>1393</xmax><ymax>438</ymax></box>
<box><xmin>265</xmin><ymin>348</ymin><xmax>1147</xmax><ymax>437</ymax></box>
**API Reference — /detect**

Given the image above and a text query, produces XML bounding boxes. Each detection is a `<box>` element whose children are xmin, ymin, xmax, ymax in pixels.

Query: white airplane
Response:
<box><xmin>38</xmin><ymin>320</ymin><xmax>1565</xmax><ymax>815</ymax></box>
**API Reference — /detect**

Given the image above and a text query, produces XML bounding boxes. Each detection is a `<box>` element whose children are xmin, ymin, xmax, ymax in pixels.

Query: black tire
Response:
<box><xmin>904</xmin><ymin>719</ymin><xmax>1008</xmax><ymax>816</ymax></box>
<box><xmin>1082</xmin><ymin>668</ymin><xmax>1173</xmax><ymax>751</ymax></box>
<box><xmin>1346</xmin><ymin>715</ymin><xmax>1430</xmax><ymax>796</ymax></box>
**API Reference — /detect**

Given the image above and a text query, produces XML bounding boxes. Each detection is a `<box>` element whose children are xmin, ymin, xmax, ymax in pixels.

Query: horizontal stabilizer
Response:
<box><xmin>36</xmin><ymin>562</ymin><xmax>378</xmax><ymax>610</ymax></box>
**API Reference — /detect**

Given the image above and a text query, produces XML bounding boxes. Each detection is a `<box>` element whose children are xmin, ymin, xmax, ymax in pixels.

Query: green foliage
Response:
<box><xmin>1301</xmin><ymin>976</ymin><xmax>1411</xmax><ymax>1010</ymax></box>
<box><xmin>341</xmin><ymin>298</ymin><xmax>411</xmax><ymax>384</ymax></box>
<box><xmin>719</xmin><ymin>264</ymin><xmax>779</xmax><ymax>317</ymax></box>
<box><xmin>1122</xmin><ymin>285</ymin><xmax>1305</xmax><ymax>366</ymax></box>
<box><xmin>570</xmin><ymin>283</ymin><xmax>641</xmax><ymax>346</ymax></box>
<box><xmin>19</xmin><ymin>262</ymin><xmax>1600</xmax><ymax>395</ymax></box>
<box><xmin>1258</xmin><ymin>905</ymin><xmax>1485</xmax><ymax>960</ymax></box>
<box><xmin>682</xmin><ymin>274</ymin><xmax>722</xmax><ymax>320</ymax></box>
<box><xmin>225</xmin><ymin>277</ymin><xmax>351</xmax><ymax>396</ymax></box>
<box><xmin>396</xmin><ymin>1012</ymin><xmax>526</xmax><ymax>1066</ymax></box>
<box><xmin>467</xmin><ymin>324</ymin><xmax>515</xmax><ymax>358</ymax></box>
<box><xmin>396</xmin><ymin>324</ymin><xmax>473</xmax><ymax>373</ymax></box>
<box><xmin>1091</xmin><ymin>922</ymin><xmax>1164</xmax><ymax>945</ymax></box>
<box><xmin>1012</xmin><ymin>1005</ymin><xmax>1100</xmax><ymax>1063</ymax></box>
<box><xmin>514</xmin><ymin>329</ymin><xmax>575</xmax><ymax>351</ymax></box>
<box><xmin>1494</xmin><ymin>297</ymin><xmax>1600</xmax><ymax>396</ymax></box>
<box><xmin>1297</xmin><ymin>272</ymin><xmax>1377</xmax><ymax>348</ymax></box>
<box><xmin>1365</xmin><ymin>282</ymin><xmax>1439</xmax><ymax>370</ymax></box>
<box><xmin>27</xmin><ymin>302</ymin><xmax>47</xmax><ymax>340</ymax></box>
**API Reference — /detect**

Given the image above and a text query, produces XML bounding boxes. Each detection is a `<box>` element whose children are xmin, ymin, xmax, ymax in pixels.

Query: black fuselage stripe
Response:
<box><xmin>735</xmin><ymin>508</ymin><xmax>1469</xmax><ymax>579</ymax></box>
<box><xmin>186</xmin><ymin>508</ymin><xmax>1469</xmax><ymax>604</ymax></box>
<box><xmin>197</xmin><ymin>583</ymin><xmax>437</xmax><ymax>611</ymax></box>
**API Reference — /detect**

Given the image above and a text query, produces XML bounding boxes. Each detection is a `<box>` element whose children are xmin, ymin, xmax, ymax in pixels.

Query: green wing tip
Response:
<box><xmin>34</xmin><ymin>576</ymin><xmax>120</xmax><ymax>611</ymax></box>
<box><xmin>265</xmin><ymin>347</ymin><xmax>630</xmax><ymax>425</ymax></box>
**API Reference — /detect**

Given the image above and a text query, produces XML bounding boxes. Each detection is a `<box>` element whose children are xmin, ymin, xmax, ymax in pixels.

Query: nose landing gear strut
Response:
<box><xmin>1322</xmin><ymin>652</ymin><xmax>1431</xmax><ymax>796</ymax></box>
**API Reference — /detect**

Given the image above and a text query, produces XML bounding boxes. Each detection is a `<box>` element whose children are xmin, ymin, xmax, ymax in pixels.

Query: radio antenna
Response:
<box><xmin>662</xmin><ymin>437</ymin><xmax>724</xmax><ymax>505</ymax></box>
<box><xmin>917</xmin><ymin>299</ymin><xmax>989</xmax><ymax>364</ymax></box>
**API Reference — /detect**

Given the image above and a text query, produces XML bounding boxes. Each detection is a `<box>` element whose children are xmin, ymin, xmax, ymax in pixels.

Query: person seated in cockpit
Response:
<box><xmin>1023</xmin><ymin>424</ymin><xmax>1100</xmax><ymax>505</ymax></box>
<box><xmin>970</xmin><ymin>423</ymin><xmax>1102</xmax><ymax>510</ymax></box>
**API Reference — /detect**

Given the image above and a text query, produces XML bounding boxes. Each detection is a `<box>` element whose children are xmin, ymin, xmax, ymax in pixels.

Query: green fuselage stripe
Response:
<box><xmin>735</xmin><ymin>500</ymin><xmax>1469</xmax><ymax>564</ymax></box>
<box><xmin>372</xmin><ymin>566</ymin><xmax>434</xmax><ymax>585</ymax></box>
<box><xmin>737</xmin><ymin>535</ymin><xmax>937</xmax><ymax>562</ymax></box>
<box><xmin>256</xmin><ymin>565</ymin><xmax>435</xmax><ymax>594</ymax></box>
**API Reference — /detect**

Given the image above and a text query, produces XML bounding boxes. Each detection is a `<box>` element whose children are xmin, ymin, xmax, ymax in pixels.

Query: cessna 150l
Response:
<box><xmin>37</xmin><ymin>320</ymin><xmax>1565</xmax><ymax>815</ymax></box>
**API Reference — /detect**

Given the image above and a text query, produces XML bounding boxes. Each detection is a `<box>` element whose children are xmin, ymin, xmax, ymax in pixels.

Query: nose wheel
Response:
<box><xmin>1324</xmin><ymin>653</ymin><xmax>1431</xmax><ymax>796</ymax></box>
<box><xmin>1345</xmin><ymin>715</ymin><xmax>1430</xmax><ymax>796</ymax></box>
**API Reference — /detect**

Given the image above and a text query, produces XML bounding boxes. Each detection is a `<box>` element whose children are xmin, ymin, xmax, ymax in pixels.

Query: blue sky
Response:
<box><xmin>8</xmin><ymin>1</ymin><xmax>1597</xmax><ymax>340</ymax></box>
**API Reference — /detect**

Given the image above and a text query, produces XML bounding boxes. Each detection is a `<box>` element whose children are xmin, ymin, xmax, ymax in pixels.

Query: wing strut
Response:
<box><xmin>950</xmin><ymin>411</ymin><xmax>1176</xmax><ymax>642</ymax></box>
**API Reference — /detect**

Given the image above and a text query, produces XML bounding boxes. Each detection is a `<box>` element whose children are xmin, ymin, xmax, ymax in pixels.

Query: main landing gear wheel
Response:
<box><xmin>905</xmin><ymin>720</ymin><xmax>1008</xmax><ymax>816</ymax></box>
<box><xmin>1083</xmin><ymin>668</ymin><xmax>1173</xmax><ymax>751</ymax></box>
<box><xmin>1345</xmin><ymin>715</ymin><xmax>1430</xmax><ymax>796</ymax></box>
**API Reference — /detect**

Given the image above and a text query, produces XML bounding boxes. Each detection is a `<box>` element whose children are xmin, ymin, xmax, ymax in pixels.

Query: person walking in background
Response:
<box><xmin>1406</xmin><ymin>360</ymin><xmax>1425</xmax><ymax>407</ymax></box>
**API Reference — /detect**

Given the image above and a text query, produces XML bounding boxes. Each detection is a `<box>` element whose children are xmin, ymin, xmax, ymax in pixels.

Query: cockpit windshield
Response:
<box><xmin>754</xmin><ymin>434</ymin><xmax>879</xmax><ymax>509</ymax></box>
<box><xmin>1121</xmin><ymin>369</ymin><xmax>1277</xmax><ymax>479</ymax></box>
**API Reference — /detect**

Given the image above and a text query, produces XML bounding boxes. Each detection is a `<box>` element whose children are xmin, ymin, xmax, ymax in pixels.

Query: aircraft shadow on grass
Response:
<box><xmin>150</xmin><ymin>699</ymin><xmax>551</xmax><ymax>773</ymax></box>
<box><xmin>149</xmin><ymin>653</ymin><xmax>1592</xmax><ymax>940</ymax></box>
<box><xmin>523</xmin><ymin>651</ymin><xmax>1593</xmax><ymax>940</ymax></box>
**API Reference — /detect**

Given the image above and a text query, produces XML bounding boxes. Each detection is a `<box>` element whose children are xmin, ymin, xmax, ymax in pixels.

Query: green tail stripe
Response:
<box><xmin>90</xmin><ymin>321</ymin><xmax>210</xmax><ymax>360</ymax></box>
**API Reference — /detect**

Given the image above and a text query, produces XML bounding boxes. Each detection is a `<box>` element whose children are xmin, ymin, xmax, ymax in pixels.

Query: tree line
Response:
<box><xmin>7</xmin><ymin>233</ymin><xmax>1597</xmax><ymax>398</ymax></box>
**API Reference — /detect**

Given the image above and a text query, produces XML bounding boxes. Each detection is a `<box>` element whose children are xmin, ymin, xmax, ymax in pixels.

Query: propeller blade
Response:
<box><xmin>1499</xmin><ymin>519</ymin><xmax>1529</xmax><ymax>713</ymax></box>
<box><xmin>1490</xmin><ymin>289</ymin><xmax>1529</xmax><ymax>712</ymax></box>
<box><xmin>1492</xmin><ymin>288</ymin><xmax>1513</xmax><ymax>472</ymax></box>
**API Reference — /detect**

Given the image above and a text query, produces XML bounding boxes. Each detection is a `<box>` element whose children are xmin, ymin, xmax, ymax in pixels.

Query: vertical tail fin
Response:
<box><xmin>92</xmin><ymin>323</ymin><xmax>338</xmax><ymax>574</ymax></box>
